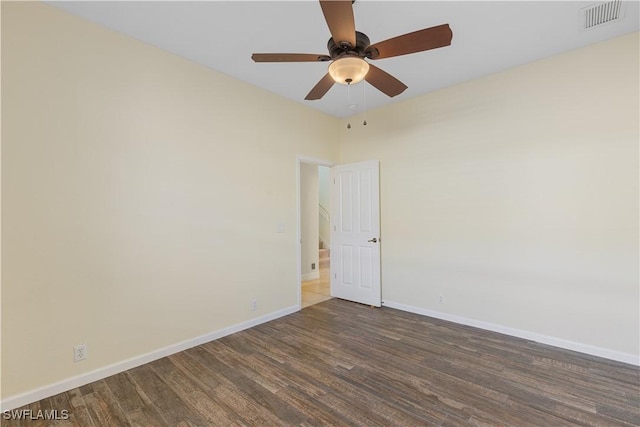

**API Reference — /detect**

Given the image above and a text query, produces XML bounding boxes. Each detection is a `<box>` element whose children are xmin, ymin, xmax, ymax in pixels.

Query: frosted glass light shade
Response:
<box><xmin>328</xmin><ymin>57</ymin><xmax>370</xmax><ymax>85</ymax></box>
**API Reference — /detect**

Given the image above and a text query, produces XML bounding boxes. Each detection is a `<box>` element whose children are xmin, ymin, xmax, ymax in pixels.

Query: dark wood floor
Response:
<box><xmin>4</xmin><ymin>299</ymin><xmax>639</xmax><ymax>426</ymax></box>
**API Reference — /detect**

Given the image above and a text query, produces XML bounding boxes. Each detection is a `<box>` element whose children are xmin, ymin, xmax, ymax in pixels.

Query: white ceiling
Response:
<box><xmin>48</xmin><ymin>1</ymin><xmax>639</xmax><ymax>118</ymax></box>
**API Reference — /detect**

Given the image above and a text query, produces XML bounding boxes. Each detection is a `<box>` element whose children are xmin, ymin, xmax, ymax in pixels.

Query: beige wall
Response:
<box><xmin>1</xmin><ymin>2</ymin><xmax>338</xmax><ymax>399</ymax></box>
<box><xmin>2</xmin><ymin>0</ymin><xmax>638</xmax><ymax>406</ymax></box>
<box><xmin>340</xmin><ymin>32</ymin><xmax>639</xmax><ymax>358</ymax></box>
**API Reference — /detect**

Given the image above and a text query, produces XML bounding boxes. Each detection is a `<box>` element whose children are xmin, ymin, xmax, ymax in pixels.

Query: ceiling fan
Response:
<box><xmin>251</xmin><ymin>0</ymin><xmax>453</xmax><ymax>101</ymax></box>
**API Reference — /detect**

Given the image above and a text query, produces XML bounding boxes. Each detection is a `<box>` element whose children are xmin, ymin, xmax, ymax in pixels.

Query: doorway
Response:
<box><xmin>297</xmin><ymin>157</ymin><xmax>333</xmax><ymax>308</ymax></box>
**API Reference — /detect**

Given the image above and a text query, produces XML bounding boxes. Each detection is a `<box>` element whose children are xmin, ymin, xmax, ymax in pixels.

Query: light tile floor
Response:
<box><xmin>301</xmin><ymin>261</ymin><xmax>332</xmax><ymax>308</ymax></box>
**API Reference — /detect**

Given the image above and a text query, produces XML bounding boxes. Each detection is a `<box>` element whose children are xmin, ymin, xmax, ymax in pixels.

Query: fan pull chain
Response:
<box><xmin>363</xmin><ymin>81</ymin><xmax>367</xmax><ymax>126</ymax></box>
<box><xmin>347</xmin><ymin>83</ymin><xmax>352</xmax><ymax>129</ymax></box>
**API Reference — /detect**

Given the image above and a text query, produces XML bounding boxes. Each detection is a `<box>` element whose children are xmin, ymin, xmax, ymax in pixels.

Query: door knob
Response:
<box><xmin>368</xmin><ymin>237</ymin><xmax>378</xmax><ymax>243</ymax></box>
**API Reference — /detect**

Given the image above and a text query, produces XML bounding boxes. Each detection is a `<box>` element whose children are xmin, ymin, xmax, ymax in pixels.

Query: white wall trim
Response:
<box><xmin>301</xmin><ymin>271</ymin><xmax>320</xmax><ymax>282</ymax></box>
<box><xmin>382</xmin><ymin>300</ymin><xmax>640</xmax><ymax>367</ymax></box>
<box><xmin>0</xmin><ymin>305</ymin><xmax>299</xmax><ymax>411</ymax></box>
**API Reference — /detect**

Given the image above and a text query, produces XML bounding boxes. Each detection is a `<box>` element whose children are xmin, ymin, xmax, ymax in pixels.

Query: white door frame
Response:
<box><xmin>296</xmin><ymin>155</ymin><xmax>335</xmax><ymax>309</ymax></box>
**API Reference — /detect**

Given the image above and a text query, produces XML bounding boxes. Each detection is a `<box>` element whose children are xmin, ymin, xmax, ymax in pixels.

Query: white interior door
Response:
<box><xmin>330</xmin><ymin>160</ymin><xmax>381</xmax><ymax>307</ymax></box>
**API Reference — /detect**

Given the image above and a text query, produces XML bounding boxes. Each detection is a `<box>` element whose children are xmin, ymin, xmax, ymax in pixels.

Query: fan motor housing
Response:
<box><xmin>328</xmin><ymin>31</ymin><xmax>371</xmax><ymax>59</ymax></box>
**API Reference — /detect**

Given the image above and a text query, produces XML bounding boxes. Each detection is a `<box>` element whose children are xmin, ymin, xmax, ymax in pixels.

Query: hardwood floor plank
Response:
<box><xmin>184</xmin><ymin>345</ymin><xmax>289</xmax><ymax>425</ymax></box>
<box><xmin>65</xmin><ymin>388</ymin><xmax>95</xmax><ymax>427</ymax></box>
<box><xmin>81</xmin><ymin>381</ymin><xmax>130</xmax><ymax>426</ymax></box>
<box><xmin>16</xmin><ymin>400</ymin><xmax>46</xmax><ymax>427</ymax></box>
<box><xmin>125</xmin><ymin>364</ymin><xmax>208</xmax><ymax>426</ymax></box>
<box><xmin>334</xmin><ymin>365</ymin><xmax>449</xmax><ymax>425</ymax></box>
<box><xmin>200</xmin><ymin>347</ymin><xmax>310</xmax><ymax>425</ymax></box>
<box><xmin>48</xmin><ymin>391</ymin><xmax>77</xmax><ymax>427</ymax></box>
<box><xmin>103</xmin><ymin>372</ymin><xmax>166</xmax><ymax>426</ymax></box>
<box><xmin>4</xmin><ymin>298</ymin><xmax>638</xmax><ymax>426</ymax></box>
<box><xmin>549</xmin><ymin>401</ymin><xmax>633</xmax><ymax>427</ymax></box>
<box><xmin>149</xmin><ymin>357</ymin><xmax>240</xmax><ymax>426</ymax></box>
<box><xmin>272</xmin><ymin>387</ymin><xmax>357</xmax><ymax>426</ymax></box>
<box><xmin>627</xmin><ymin>387</ymin><xmax>640</xmax><ymax>407</ymax></box>
<box><xmin>125</xmin><ymin>405</ymin><xmax>169</xmax><ymax>427</ymax></box>
<box><xmin>596</xmin><ymin>401</ymin><xmax>640</xmax><ymax>426</ymax></box>
<box><xmin>103</xmin><ymin>373</ymin><xmax>148</xmax><ymax>413</ymax></box>
<box><xmin>166</xmin><ymin>352</ymin><xmax>225</xmax><ymax>392</ymax></box>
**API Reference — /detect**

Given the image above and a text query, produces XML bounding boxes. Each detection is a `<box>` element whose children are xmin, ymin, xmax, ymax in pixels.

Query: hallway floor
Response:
<box><xmin>301</xmin><ymin>260</ymin><xmax>332</xmax><ymax>308</ymax></box>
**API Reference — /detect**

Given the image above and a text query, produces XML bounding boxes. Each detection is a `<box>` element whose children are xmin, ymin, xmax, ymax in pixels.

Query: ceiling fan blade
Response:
<box><xmin>252</xmin><ymin>53</ymin><xmax>331</xmax><ymax>63</ymax></box>
<box><xmin>366</xmin><ymin>24</ymin><xmax>453</xmax><ymax>60</ymax></box>
<box><xmin>305</xmin><ymin>73</ymin><xmax>335</xmax><ymax>100</ymax></box>
<box><xmin>365</xmin><ymin>64</ymin><xmax>407</xmax><ymax>98</ymax></box>
<box><xmin>319</xmin><ymin>0</ymin><xmax>356</xmax><ymax>48</ymax></box>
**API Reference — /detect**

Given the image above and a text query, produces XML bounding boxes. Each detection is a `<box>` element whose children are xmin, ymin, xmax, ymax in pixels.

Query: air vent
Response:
<box><xmin>581</xmin><ymin>1</ymin><xmax>626</xmax><ymax>29</ymax></box>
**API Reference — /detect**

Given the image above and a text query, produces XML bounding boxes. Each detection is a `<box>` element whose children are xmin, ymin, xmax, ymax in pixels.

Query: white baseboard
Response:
<box><xmin>301</xmin><ymin>271</ymin><xmax>320</xmax><ymax>281</ymax></box>
<box><xmin>1</xmin><ymin>305</ymin><xmax>299</xmax><ymax>411</ymax></box>
<box><xmin>382</xmin><ymin>300</ymin><xmax>639</xmax><ymax>367</ymax></box>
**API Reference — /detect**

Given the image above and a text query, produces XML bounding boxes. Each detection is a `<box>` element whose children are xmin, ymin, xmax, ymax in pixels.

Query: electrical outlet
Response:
<box><xmin>251</xmin><ymin>299</ymin><xmax>257</xmax><ymax>311</ymax></box>
<box><xmin>438</xmin><ymin>294</ymin><xmax>444</xmax><ymax>304</ymax></box>
<box><xmin>311</xmin><ymin>263</ymin><xmax>316</xmax><ymax>270</ymax></box>
<box><xmin>74</xmin><ymin>344</ymin><xmax>88</xmax><ymax>362</ymax></box>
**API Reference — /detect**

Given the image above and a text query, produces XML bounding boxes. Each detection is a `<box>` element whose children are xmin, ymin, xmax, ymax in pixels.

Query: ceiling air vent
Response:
<box><xmin>581</xmin><ymin>1</ymin><xmax>626</xmax><ymax>29</ymax></box>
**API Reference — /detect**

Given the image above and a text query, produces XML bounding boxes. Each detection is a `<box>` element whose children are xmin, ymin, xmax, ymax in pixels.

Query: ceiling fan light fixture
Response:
<box><xmin>328</xmin><ymin>57</ymin><xmax>369</xmax><ymax>85</ymax></box>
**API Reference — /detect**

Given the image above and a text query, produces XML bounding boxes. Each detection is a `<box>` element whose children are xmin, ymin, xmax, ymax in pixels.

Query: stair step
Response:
<box><xmin>319</xmin><ymin>247</ymin><xmax>330</xmax><ymax>268</ymax></box>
